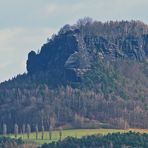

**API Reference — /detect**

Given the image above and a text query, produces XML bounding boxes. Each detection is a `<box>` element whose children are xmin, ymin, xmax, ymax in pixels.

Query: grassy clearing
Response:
<box><xmin>6</xmin><ymin>128</ymin><xmax>148</xmax><ymax>145</ymax></box>
<box><xmin>129</xmin><ymin>128</ymin><xmax>148</xmax><ymax>134</ymax></box>
<box><xmin>9</xmin><ymin>129</ymin><xmax>125</xmax><ymax>145</ymax></box>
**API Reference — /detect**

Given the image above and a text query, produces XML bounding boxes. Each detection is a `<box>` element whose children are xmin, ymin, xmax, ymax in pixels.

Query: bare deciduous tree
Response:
<box><xmin>14</xmin><ymin>124</ymin><xmax>19</xmax><ymax>138</ymax></box>
<box><xmin>35</xmin><ymin>124</ymin><xmax>38</xmax><ymax>140</ymax></box>
<box><xmin>3</xmin><ymin>124</ymin><xmax>7</xmax><ymax>136</ymax></box>
<box><xmin>49</xmin><ymin>126</ymin><xmax>52</xmax><ymax>140</ymax></box>
<box><xmin>59</xmin><ymin>127</ymin><xmax>63</xmax><ymax>141</ymax></box>
<box><xmin>22</xmin><ymin>124</ymin><xmax>25</xmax><ymax>138</ymax></box>
<box><xmin>41</xmin><ymin>125</ymin><xmax>44</xmax><ymax>140</ymax></box>
<box><xmin>27</xmin><ymin>124</ymin><xmax>31</xmax><ymax>139</ymax></box>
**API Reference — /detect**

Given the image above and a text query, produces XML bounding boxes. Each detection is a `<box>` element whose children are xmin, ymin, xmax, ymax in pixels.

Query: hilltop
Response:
<box><xmin>0</xmin><ymin>18</ymin><xmax>148</xmax><ymax>132</ymax></box>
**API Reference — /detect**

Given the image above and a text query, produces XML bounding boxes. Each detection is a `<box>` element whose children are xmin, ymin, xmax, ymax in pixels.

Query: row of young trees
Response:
<box><xmin>2</xmin><ymin>123</ymin><xmax>63</xmax><ymax>140</ymax></box>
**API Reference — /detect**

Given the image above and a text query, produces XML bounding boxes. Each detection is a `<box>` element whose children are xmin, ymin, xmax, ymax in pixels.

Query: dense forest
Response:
<box><xmin>41</xmin><ymin>132</ymin><xmax>148</xmax><ymax>148</ymax></box>
<box><xmin>0</xmin><ymin>18</ymin><xmax>148</xmax><ymax>132</ymax></box>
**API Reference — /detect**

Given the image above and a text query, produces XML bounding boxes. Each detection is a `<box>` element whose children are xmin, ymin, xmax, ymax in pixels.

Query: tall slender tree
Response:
<box><xmin>22</xmin><ymin>124</ymin><xmax>25</xmax><ymax>138</ymax></box>
<box><xmin>49</xmin><ymin>126</ymin><xmax>52</xmax><ymax>140</ymax></box>
<box><xmin>27</xmin><ymin>124</ymin><xmax>31</xmax><ymax>139</ymax></box>
<box><xmin>14</xmin><ymin>124</ymin><xmax>19</xmax><ymax>138</ymax></box>
<box><xmin>59</xmin><ymin>127</ymin><xmax>63</xmax><ymax>141</ymax></box>
<box><xmin>41</xmin><ymin>125</ymin><xmax>44</xmax><ymax>140</ymax></box>
<box><xmin>35</xmin><ymin>124</ymin><xmax>38</xmax><ymax>140</ymax></box>
<box><xmin>3</xmin><ymin>124</ymin><xmax>7</xmax><ymax>137</ymax></box>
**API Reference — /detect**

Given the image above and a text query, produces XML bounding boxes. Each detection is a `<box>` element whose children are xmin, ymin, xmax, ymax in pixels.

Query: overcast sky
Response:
<box><xmin>0</xmin><ymin>0</ymin><xmax>147</xmax><ymax>82</ymax></box>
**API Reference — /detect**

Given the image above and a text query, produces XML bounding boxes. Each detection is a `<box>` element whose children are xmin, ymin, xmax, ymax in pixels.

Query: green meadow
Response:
<box><xmin>8</xmin><ymin>129</ymin><xmax>125</xmax><ymax>145</ymax></box>
<box><xmin>3</xmin><ymin>128</ymin><xmax>148</xmax><ymax>145</ymax></box>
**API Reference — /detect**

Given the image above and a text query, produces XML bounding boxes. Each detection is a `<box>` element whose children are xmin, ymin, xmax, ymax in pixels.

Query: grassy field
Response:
<box><xmin>7</xmin><ymin>128</ymin><xmax>148</xmax><ymax>145</ymax></box>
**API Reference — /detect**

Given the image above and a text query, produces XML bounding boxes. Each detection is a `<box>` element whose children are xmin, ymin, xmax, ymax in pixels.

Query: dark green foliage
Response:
<box><xmin>81</xmin><ymin>59</ymin><xmax>120</xmax><ymax>94</ymax></box>
<box><xmin>41</xmin><ymin>132</ymin><xmax>148</xmax><ymax>148</ymax></box>
<box><xmin>0</xmin><ymin>137</ymin><xmax>24</xmax><ymax>147</ymax></box>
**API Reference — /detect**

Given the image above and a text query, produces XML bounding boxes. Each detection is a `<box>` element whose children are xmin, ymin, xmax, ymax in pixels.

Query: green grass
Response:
<box><xmin>8</xmin><ymin>129</ymin><xmax>126</xmax><ymax>145</ymax></box>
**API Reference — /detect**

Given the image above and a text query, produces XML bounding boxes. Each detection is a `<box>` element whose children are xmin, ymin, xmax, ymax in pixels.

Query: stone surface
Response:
<box><xmin>27</xmin><ymin>21</ymin><xmax>148</xmax><ymax>82</ymax></box>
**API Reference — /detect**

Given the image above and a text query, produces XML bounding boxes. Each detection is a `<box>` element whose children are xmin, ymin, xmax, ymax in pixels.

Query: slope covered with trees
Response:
<box><xmin>0</xmin><ymin>18</ymin><xmax>148</xmax><ymax>132</ymax></box>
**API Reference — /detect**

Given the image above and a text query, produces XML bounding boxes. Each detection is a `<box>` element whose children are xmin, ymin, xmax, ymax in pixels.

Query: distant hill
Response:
<box><xmin>0</xmin><ymin>18</ymin><xmax>148</xmax><ymax>132</ymax></box>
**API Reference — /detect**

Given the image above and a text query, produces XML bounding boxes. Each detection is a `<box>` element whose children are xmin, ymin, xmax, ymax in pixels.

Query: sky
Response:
<box><xmin>0</xmin><ymin>0</ymin><xmax>148</xmax><ymax>82</ymax></box>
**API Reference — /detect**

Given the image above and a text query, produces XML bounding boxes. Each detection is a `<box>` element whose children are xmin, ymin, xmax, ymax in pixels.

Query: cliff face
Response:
<box><xmin>27</xmin><ymin>32</ymin><xmax>78</xmax><ymax>74</ymax></box>
<box><xmin>84</xmin><ymin>34</ymin><xmax>148</xmax><ymax>60</ymax></box>
<box><xmin>27</xmin><ymin>20</ymin><xmax>148</xmax><ymax>84</ymax></box>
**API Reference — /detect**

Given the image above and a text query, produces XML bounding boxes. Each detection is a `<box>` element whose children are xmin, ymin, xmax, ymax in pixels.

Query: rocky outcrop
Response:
<box><xmin>27</xmin><ymin>20</ymin><xmax>148</xmax><ymax>83</ymax></box>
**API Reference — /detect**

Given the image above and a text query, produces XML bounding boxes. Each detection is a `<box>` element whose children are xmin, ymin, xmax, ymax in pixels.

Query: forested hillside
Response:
<box><xmin>0</xmin><ymin>18</ymin><xmax>148</xmax><ymax>132</ymax></box>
